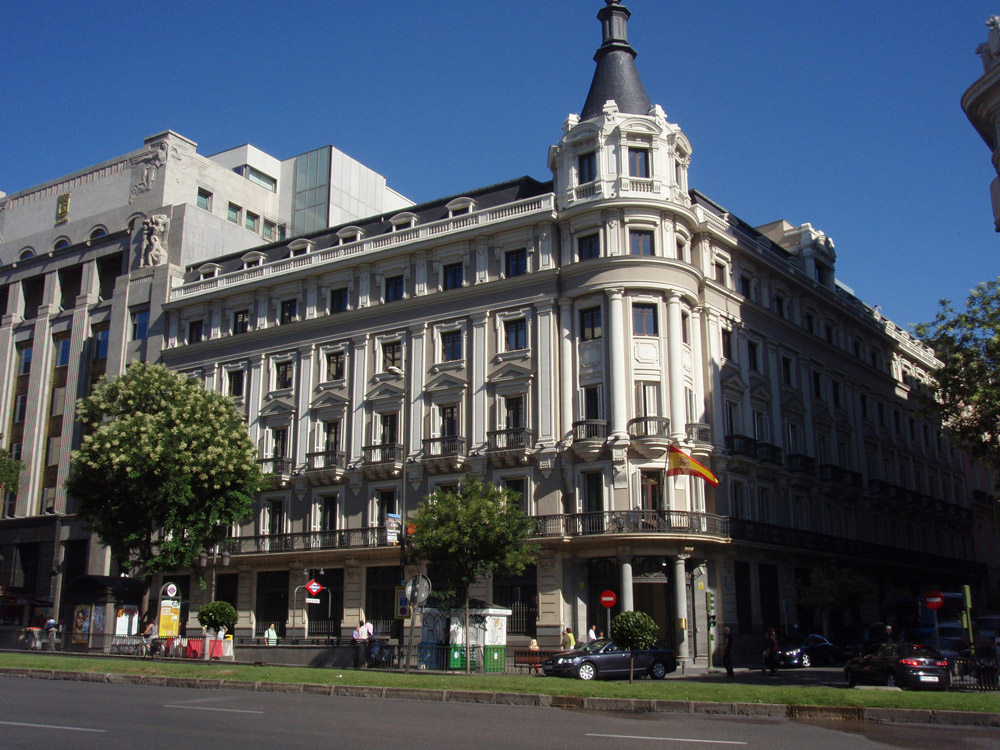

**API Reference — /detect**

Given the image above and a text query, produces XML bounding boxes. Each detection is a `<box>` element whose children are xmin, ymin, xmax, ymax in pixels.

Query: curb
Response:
<box><xmin>1</xmin><ymin>667</ymin><xmax>996</xmax><ymax>726</ymax></box>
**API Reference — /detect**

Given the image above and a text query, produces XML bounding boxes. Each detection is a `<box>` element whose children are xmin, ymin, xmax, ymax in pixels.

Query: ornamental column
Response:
<box><xmin>666</xmin><ymin>292</ymin><xmax>686</xmax><ymax>441</ymax></box>
<box><xmin>559</xmin><ymin>298</ymin><xmax>574</xmax><ymax>443</ymax></box>
<box><xmin>619</xmin><ymin>554</ymin><xmax>634</xmax><ymax>613</ymax></box>
<box><xmin>606</xmin><ymin>288</ymin><xmax>628</xmax><ymax>438</ymax></box>
<box><xmin>674</xmin><ymin>553</ymin><xmax>690</xmax><ymax>664</ymax></box>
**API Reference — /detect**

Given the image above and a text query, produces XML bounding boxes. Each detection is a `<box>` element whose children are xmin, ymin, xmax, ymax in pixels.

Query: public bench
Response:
<box><xmin>513</xmin><ymin>648</ymin><xmax>559</xmax><ymax>673</ymax></box>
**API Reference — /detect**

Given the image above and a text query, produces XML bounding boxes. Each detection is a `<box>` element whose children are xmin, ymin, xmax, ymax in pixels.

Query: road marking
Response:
<box><xmin>164</xmin><ymin>705</ymin><xmax>265</xmax><ymax>714</ymax></box>
<box><xmin>586</xmin><ymin>734</ymin><xmax>747</xmax><ymax>745</ymax></box>
<box><xmin>0</xmin><ymin>720</ymin><xmax>107</xmax><ymax>733</ymax></box>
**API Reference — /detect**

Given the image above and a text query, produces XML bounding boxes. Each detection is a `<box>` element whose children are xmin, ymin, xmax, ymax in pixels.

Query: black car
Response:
<box><xmin>776</xmin><ymin>633</ymin><xmax>838</xmax><ymax>667</ymax></box>
<box><xmin>541</xmin><ymin>639</ymin><xmax>677</xmax><ymax>680</ymax></box>
<box><xmin>844</xmin><ymin>641</ymin><xmax>950</xmax><ymax>690</ymax></box>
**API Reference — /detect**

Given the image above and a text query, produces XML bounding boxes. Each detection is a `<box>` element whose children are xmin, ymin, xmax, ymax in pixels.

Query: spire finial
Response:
<box><xmin>580</xmin><ymin>1</ymin><xmax>651</xmax><ymax>121</ymax></box>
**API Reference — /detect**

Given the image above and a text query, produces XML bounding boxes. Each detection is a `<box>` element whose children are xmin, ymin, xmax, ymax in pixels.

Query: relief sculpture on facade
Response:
<box><xmin>129</xmin><ymin>140</ymin><xmax>168</xmax><ymax>203</ymax></box>
<box><xmin>139</xmin><ymin>214</ymin><xmax>169</xmax><ymax>267</ymax></box>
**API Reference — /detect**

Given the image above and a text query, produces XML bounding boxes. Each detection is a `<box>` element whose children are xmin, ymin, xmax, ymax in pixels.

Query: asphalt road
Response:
<box><xmin>2</xmin><ymin>675</ymin><xmax>998</xmax><ymax>750</ymax></box>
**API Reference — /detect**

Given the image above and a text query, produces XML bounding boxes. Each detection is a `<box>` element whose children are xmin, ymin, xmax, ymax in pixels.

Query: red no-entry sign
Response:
<box><xmin>305</xmin><ymin>579</ymin><xmax>323</xmax><ymax>596</ymax></box>
<box><xmin>600</xmin><ymin>590</ymin><xmax>617</xmax><ymax>608</ymax></box>
<box><xmin>925</xmin><ymin>590</ymin><xmax>944</xmax><ymax>610</ymax></box>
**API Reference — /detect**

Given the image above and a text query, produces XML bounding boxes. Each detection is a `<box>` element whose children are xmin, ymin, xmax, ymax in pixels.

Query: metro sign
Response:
<box><xmin>305</xmin><ymin>579</ymin><xmax>323</xmax><ymax>596</ymax></box>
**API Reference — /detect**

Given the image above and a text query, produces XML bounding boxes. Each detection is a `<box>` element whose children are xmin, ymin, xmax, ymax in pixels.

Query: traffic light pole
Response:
<box><xmin>706</xmin><ymin>591</ymin><xmax>716</xmax><ymax>670</ymax></box>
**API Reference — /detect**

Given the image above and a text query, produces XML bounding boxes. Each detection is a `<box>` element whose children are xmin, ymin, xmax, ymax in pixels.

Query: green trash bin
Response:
<box><xmin>448</xmin><ymin>645</ymin><xmax>477</xmax><ymax>670</ymax></box>
<box><xmin>483</xmin><ymin>645</ymin><xmax>506</xmax><ymax>672</ymax></box>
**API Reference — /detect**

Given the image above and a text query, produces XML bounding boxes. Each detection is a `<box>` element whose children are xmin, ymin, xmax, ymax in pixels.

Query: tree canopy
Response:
<box><xmin>402</xmin><ymin>474</ymin><xmax>538</xmax><ymax>609</ymax></box>
<box><xmin>66</xmin><ymin>362</ymin><xmax>264</xmax><ymax>581</ymax></box>
<box><xmin>611</xmin><ymin>610</ymin><xmax>659</xmax><ymax>683</ymax></box>
<box><xmin>0</xmin><ymin>439</ymin><xmax>23</xmax><ymax>497</ymax></box>
<box><xmin>915</xmin><ymin>278</ymin><xmax>1000</xmax><ymax>481</ymax></box>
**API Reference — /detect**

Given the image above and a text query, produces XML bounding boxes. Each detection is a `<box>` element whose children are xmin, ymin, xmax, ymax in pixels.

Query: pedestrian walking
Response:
<box><xmin>561</xmin><ymin>627</ymin><xmax>576</xmax><ymax>650</ymax></box>
<box><xmin>762</xmin><ymin>627</ymin><xmax>778</xmax><ymax>676</ymax></box>
<box><xmin>722</xmin><ymin>626</ymin><xmax>734</xmax><ymax>677</ymax></box>
<box><xmin>587</xmin><ymin>625</ymin><xmax>597</xmax><ymax>643</ymax></box>
<box><xmin>265</xmin><ymin>623</ymin><xmax>278</xmax><ymax>646</ymax></box>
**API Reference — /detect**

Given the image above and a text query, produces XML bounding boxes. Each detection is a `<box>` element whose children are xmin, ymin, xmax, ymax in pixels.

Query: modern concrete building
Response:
<box><xmin>2</xmin><ymin>1</ymin><xmax>991</xmax><ymax>659</ymax></box>
<box><xmin>963</xmin><ymin>15</ymin><xmax>1000</xmax><ymax>231</ymax></box>
<box><xmin>0</xmin><ymin>132</ymin><xmax>408</xmax><ymax>642</ymax></box>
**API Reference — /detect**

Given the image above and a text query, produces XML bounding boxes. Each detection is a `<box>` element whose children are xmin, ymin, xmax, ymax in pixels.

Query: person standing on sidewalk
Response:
<box><xmin>722</xmin><ymin>626</ymin><xmax>735</xmax><ymax>677</ymax></box>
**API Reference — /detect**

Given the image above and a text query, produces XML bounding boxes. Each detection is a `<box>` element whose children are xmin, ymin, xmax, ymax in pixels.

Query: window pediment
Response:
<box><xmin>367</xmin><ymin>382</ymin><xmax>405</xmax><ymax>402</ymax></box>
<box><xmin>425</xmin><ymin>373</ymin><xmax>468</xmax><ymax>399</ymax></box>
<box><xmin>259</xmin><ymin>395</ymin><xmax>296</xmax><ymax>420</ymax></box>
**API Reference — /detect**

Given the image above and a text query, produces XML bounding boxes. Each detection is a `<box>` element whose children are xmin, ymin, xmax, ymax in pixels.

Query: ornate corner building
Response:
<box><xmin>1</xmin><ymin>1</ymin><xmax>994</xmax><ymax>659</ymax></box>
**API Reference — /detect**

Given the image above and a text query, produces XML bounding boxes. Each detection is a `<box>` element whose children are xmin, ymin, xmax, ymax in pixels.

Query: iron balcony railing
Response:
<box><xmin>222</xmin><ymin>511</ymin><xmax>730</xmax><ymax>557</ymax></box>
<box><xmin>572</xmin><ymin>419</ymin><xmax>608</xmax><ymax>441</ymax></box>
<box><xmin>627</xmin><ymin>416</ymin><xmax>670</xmax><ymax>439</ymax></box>
<box><xmin>306</xmin><ymin>450</ymin><xmax>347</xmax><ymax>471</ymax></box>
<box><xmin>422</xmin><ymin>436</ymin><xmax>466</xmax><ymax>457</ymax></box>
<box><xmin>725</xmin><ymin>434</ymin><xmax>757</xmax><ymax>457</ymax></box>
<box><xmin>686</xmin><ymin>422</ymin><xmax>712</xmax><ymax>444</ymax></box>
<box><xmin>786</xmin><ymin>453</ymin><xmax>815</xmax><ymax>474</ymax></box>
<box><xmin>487</xmin><ymin>428</ymin><xmax>534</xmax><ymax>451</ymax></box>
<box><xmin>362</xmin><ymin>444</ymin><xmax>405</xmax><ymax>464</ymax></box>
<box><xmin>259</xmin><ymin>457</ymin><xmax>293</xmax><ymax>475</ymax></box>
<box><xmin>755</xmin><ymin>442</ymin><xmax>783</xmax><ymax>465</ymax></box>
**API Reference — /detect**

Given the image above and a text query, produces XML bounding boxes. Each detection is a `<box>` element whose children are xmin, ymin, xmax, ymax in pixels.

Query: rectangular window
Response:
<box><xmin>131</xmin><ymin>309</ymin><xmax>149</xmax><ymax>341</ymax></box>
<box><xmin>53</xmin><ymin>338</ymin><xmax>71</xmax><ymax>368</ymax></box>
<box><xmin>275</xmin><ymin>361</ymin><xmax>294</xmax><ymax>390</ymax></box>
<box><xmin>382</xmin><ymin>341</ymin><xmax>402</xmax><ymax>371</ymax></box>
<box><xmin>583</xmin><ymin>385</ymin><xmax>602</xmax><ymax>419</ymax></box>
<box><xmin>320</xmin><ymin>495</ymin><xmax>338</xmax><ymax>531</ymax></box>
<box><xmin>578</xmin><ymin>151</ymin><xmax>597</xmax><ymax>183</ymax></box>
<box><xmin>504</xmin><ymin>319</ymin><xmax>527</xmax><ymax>351</ymax></box>
<box><xmin>245</xmin><ymin>211</ymin><xmax>259</xmax><ymax>232</ymax></box>
<box><xmin>505</xmin><ymin>249</ymin><xmax>527</xmax><ymax>277</ymax></box>
<box><xmin>376</xmin><ymin>489</ymin><xmax>398</xmax><ymax>527</ymax></box>
<box><xmin>813</xmin><ymin>372</ymin><xmax>823</xmax><ymax>399</ymax></box>
<box><xmin>379</xmin><ymin>412</ymin><xmax>399</xmax><ymax>444</ymax></box>
<box><xmin>246</xmin><ymin>166</ymin><xmax>277</xmax><ymax>191</ymax></box>
<box><xmin>681</xmin><ymin>311</ymin><xmax>690</xmax><ymax>344</ymax></box>
<box><xmin>326</xmin><ymin>351</ymin><xmax>345</xmax><ymax>380</ymax></box>
<box><xmin>323</xmin><ymin>420</ymin><xmax>341</xmax><ymax>453</ymax></box>
<box><xmin>263</xmin><ymin>220</ymin><xmax>276</xmax><ymax>241</ymax></box>
<box><xmin>13</xmin><ymin>394</ymin><xmax>27</xmax><ymax>423</ymax></box>
<box><xmin>280</xmin><ymin>299</ymin><xmax>297</xmax><ymax>324</ymax></box>
<box><xmin>577</xmin><ymin>234</ymin><xmax>600</xmax><ymax>260</ymax></box>
<box><xmin>227</xmin><ymin>370</ymin><xmax>244</xmax><ymax>398</ymax></box>
<box><xmin>629</xmin><ymin>230</ymin><xmax>654</xmax><ymax>256</ymax></box>
<box><xmin>781</xmin><ymin>356</ymin><xmax>793</xmax><ymax>386</ymax></box>
<box><xmin>505</xmin><ymin>395</ymin><xmax>525</xmax><ymax>429</ymax></box>
<box><xmin>753</xmin><ymin>409</ymin><xmax>770</xmax><ymax>442</ymax></box>
<box><xmin>272</xmin><ymin>428</ymin><xmax>288</xmax><ymax>458</ymax></box>
<box><xmin>628</xmin><ymin>147</ymin><xmax>650</xmax><ymax>178</ymax></box>
<box><xmin>640</xmin><ymin>470</ymin><xmax>663</xmax><ymax>511</ymax></box>
<box><xmin>714</xmin><ymin>262</ymin><xmax>727</xmax><ymax>285</ymax></box>
<box><xmin>197</xmin><ymin>188</ymin><xmax>212</xmax><ymax>211</ymax></box>
<box><xmin>188</xmin><ymin>320</ymin><xmax>203</xmax><ymax>344</ymax></box>
<box><xmin>772</xmin><ymin>294</ymin><xmax>786</xmax><ymax>318</ymax></box>
<box><xmin>501</xmin><ymin>476</ymin><xmax>528</xmax><ymax>515</ymax></box>
<box><xmin>721</xmin><ymin>329</ymin><xmax>733</xmax><ymax>360</ymax></box>
<box><xmin>227</xmin><ymin>202</ymin><xmax>241</xmax><ymax>224</ymax></box>
<box><xmin>330</xmin><ymin>287</ymin><xmax>348</xmax><ymax>313</ymax></box>
<box><xmin>443</xmin><ymin>263</ymin><xmax>463</xmax><ymax>290</ymax></box>
<box><xmin>385</xmin><ymin>275</ymin><xmax>404</xmax><ymax>302</ymax></box>
<box><xmin>832</xmin><ymin>381</ymin><xmax>842</xmax><ymax>407</ymax></box>
<box><xmin>747</xmin><ymin>341</ymin><xmax>760</xmax><ymax>372</ymax></box>
<box><xmin>441</xmin><ymin>330</ymin><xmax>463</xmax><ymax>362</ymax></box>
<box><xmin>582</xmin><ymin>472</ymin><xmax>604</xmax><ymax>513</ymax></box>
<box><xmin>233</xmin><ymin>309</ymin><xmax>249</xmax><ymax>334</ymax></box>
<box><xmin>17</xmin><ymin>346</ymin><xmax>32</xmax><ymax>375</ymax></box>
<box><xmin>632</xmin><ymin>304</ymin><xmax>657</xmax><ymax>336</ymax></box>
<box><xmin>439</xmin><ymin>405</ymin><xmax>458</xmax><ymax>437</ymax></box>
<box><xmin>50</xmin><ymin>386</ymin><xmax>66</xmax><ymax>417</ymax></box>
<box><xmin>45</xmin><ymin>436</ymin><xmax>60</xmax><ymax>466</ymax></box>
<box><xmin>579</xmin><ymin>307</ymin><xmax>602</xmax><ymax>341</ymax></box>
<box><xmin>93</xmin><ymin>328</ymin><xmax>109</xmax><ymax>360</ymax></box>
<box><xmin>740</xmin><ymin>276</ymin><xmax>752</xmax><ymax>298</ymax></box>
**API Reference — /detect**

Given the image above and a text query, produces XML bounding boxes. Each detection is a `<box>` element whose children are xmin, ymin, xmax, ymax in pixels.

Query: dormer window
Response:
<box><xmin>198</xmin><ymin>264</ymin><xmax>221</xmax><ymax>280</ymax></box>
<box><xmin>389</xmin><ymin>212</ymin><xmax>419</xmax><ymax>231</ymax></box>
<box><xmin>446</xmin><ymin>197</ymin><xmax>476</xmax><ymax>217</ymax></box>
<box><xmin>242</xmin><ymin>251</ymin><xmax>266</xmax><ymax>269</ymax></box>
<box><xmin>288</xmin><ymin>238</ymin><xmax>315</xmax><ymax>257</ymax></box>
<box><xmin>337</xmin><ymin>226</ymin><xmax>364</xmax><ymax>245</ymax></box>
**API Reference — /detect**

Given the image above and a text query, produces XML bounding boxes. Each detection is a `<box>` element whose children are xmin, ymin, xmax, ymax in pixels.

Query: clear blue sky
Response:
<box><xmin>2</xmin><ymin>1</ymin><xmax>997</xmax><ymax>329</ymax></box>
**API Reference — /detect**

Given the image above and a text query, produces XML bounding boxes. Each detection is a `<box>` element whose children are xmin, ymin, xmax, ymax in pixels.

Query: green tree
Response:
<box><xmin>915</xmin><ymin>279</ymin><xmax>1000</xmax><ymax>480</ymax></box>
<box><xmin>0</xmin><ymin>438</ymin><xmax>23</xmax><ymax>498</ymax></box>
<box><xmin>402</xmin><ymin>474</ymin><xmax>537</xmax><ymax>672</ymax></box>
<box><xmin>66</xmin><ymin>362</ymin><xmax>264</xmax><ymax>582</ymax></box>
<box><xmin>611</xmin><ymin>610</ymin><xmax>659</xmax><ymax>683</ymax></box>
<box><xmin>197</xmin><ymin>600</ymin><xmax>238</xmax><ymax>633</ymax></box>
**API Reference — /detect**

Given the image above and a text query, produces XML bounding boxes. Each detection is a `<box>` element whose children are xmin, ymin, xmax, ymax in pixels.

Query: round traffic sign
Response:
<box><xmin>925</xmin><ymin>590</ymin><xmax>945</xmax><ymax>610</ymax></box>
<box><xmin>406</xmin><ymin>575</ymin><xmax>431</xmax><ymax>605</ymax></box>
<box><xmin>600</xmin><ymin>590</ymin><xmax>617</xmax><ymax>608</ymax></box>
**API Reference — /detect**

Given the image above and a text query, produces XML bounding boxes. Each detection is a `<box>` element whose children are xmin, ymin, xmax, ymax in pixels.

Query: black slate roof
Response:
<box><xmin>580</xmin><ymin>1</ymin><xmax>651</xmax><ymax>121</ymax></box>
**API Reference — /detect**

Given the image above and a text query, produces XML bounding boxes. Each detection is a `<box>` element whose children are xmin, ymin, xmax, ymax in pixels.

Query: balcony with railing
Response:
<box><xmin>754</xmin><ymin>442</ymin><xmax>783</xmax><ymax>465</ymax></box>
<box><xmin>787</xmin><ymin>453</ymin><xmax>815</xmax><ymax>475</ymax></box>
<box><xmin>725</xmin><ymin>434</ymin><xmax>757</xmax><ymax>458</ymax></box>
<box><xmin>487</xmin><ymin>428</ymin><xmax>534</xmax><ymax>466</ymax></box>
<box><xmin>571</xmin><ymin>419</ymin><xmax>607</xmax><ymax>461</ymax></box>
<box><xmin>686</xmin><ymin>422</ymin><xmax>712</xmax><ymax>445</ymax></box>
<box><xmin>222</xmin><ymin>511</ymin><xmax>731</xmax><ymax>559</ymax></box>
<box><xmin>628</xmin><ymin>416</ymin><xmax>670</xmax><ymax>458</ymax></box>
<box><xmin>361</xmin><ymin>443</ymin><xmax>405</xmax><ymax>479</ymax></box>
<box><xmin>304</xmin><ymin>450</ymin><xmax>347</xmax><ymax>484</ymax></box>
<box><xmin>259</xmin><ymin>457</ymin><xmax>294</xmax><ymax>484</ymax></box>
<box><xmin>421</xmin><ymin>436</ymin><xmax>467</xmax><ymax>473</ymax></box>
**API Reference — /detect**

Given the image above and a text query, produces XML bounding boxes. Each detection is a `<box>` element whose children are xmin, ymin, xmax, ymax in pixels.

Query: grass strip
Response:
<box><xmin>1</xmin><ymin>653</ymin><xmax>997</xmax><ymax>713</ymax></box>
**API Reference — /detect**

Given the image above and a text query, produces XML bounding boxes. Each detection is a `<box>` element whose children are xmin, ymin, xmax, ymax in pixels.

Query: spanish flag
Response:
<box><xmin>666</xmin><ymin>445</ymin><xmax>719</xmax><ymax>486</ymax></box>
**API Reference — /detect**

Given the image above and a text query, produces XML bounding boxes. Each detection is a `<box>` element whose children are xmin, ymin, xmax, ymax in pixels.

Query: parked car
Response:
<box><xmin>776</xmin><ymin>633</ymin><xmax>838</xmax><ymax>667</ymax></box>
<box><xmin>541</xmin><ymin>639</ymin><xmax>677</xmax><ymax>680</ymax></box>
<box><xmin>844</xmin><ymin>641</ymin><xmax>950</xmax><ymax>690</ymax></box>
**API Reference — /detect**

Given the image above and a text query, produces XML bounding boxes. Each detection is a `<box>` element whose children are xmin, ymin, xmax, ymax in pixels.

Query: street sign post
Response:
<box><xmin>926</xmin><ymin>590</ymin><xmax>944</xmax><ymax>652</ymax></box>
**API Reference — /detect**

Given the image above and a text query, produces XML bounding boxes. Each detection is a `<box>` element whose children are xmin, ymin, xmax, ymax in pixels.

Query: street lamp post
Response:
<box><xmin>197</xmin><ymin>545</ymin><xmax>231</xmax><ymax>661</ymax></box>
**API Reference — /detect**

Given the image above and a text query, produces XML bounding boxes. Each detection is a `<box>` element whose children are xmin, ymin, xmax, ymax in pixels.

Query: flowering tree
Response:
<box><xmin>66</xmin><ymin>362</ymin><xmax>264</xmax><ymax>581</ymax></box>
<box><xmin>915</xmin><ymin>278</ymin><xmax>1000</xmax><ymax>481</ymax></box>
